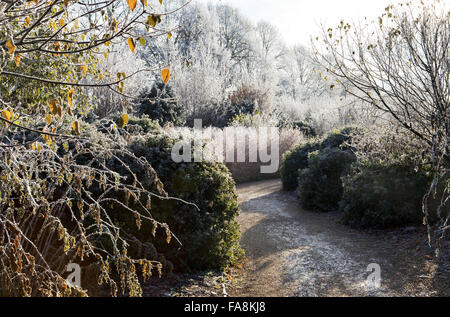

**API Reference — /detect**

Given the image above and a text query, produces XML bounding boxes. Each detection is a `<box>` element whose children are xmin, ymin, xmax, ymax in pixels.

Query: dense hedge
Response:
<box><xmin>280</xmin><ymin>140</ymin><xmax>320</xmax><ymax>190</ymax></box>
<box><xmin>280</xmin><ymin>127</ymin><xmax>355</xmax><ymax>191</ymax></box>
<box><xmin>104</xmin><ymin>131</ymin><xmax>243</xmax><ymax>271</ymax></box>
<box><xmin>339</xmin><ymin>161</ymin><xmax>436</xmax><ymax>228</ymax></box>
<box><xmin>282</xmin><ymin>124</ymin><xmax>447</xmax><ymax>229</ymax></box>
<box><xmin>297</xmin><ymin>147</ymin><xmax>356</xmax><ymax>211</ymax></box>
<box><xmin>337</xmin><ymin>127</ymin><xmax>450</xmax><ymax>228</ymax></box>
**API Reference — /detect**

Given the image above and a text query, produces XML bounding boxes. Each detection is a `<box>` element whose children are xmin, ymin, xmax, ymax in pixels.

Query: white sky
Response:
<box><xmin>196</xmin><ymin>0</ymin><xmax>405</xmax><ymax>46</ymax></box>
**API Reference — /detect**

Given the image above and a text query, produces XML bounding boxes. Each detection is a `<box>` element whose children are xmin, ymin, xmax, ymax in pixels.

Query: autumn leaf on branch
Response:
<box><xmin>128</xmin><ymin>38</ymin><xmax>136</xmax><ymax>53</ymax></box>
<box><xmin>68</xmin><ymin>89</ymin><xmax>74</xmax><ymax>107</ymax></box>
<box><xmin>72</xmin><ymin>120</ymin><xmax>80</xmax><ymax>135</ymax></box>
<box><xmin>161</xmin><ymin>68</ymin><xmax>170</xmax><ymax>84</ymax></box>
<box><xmin>119</xmin><ymin>113</ymin><xmax>129</xmax><ymax>128</ymax></box>
<box><xmin>6</xmin><ymin>39</ymin><xmax>16</xmax><ymax>54</ymax></box>
<box><xmin>127</xmin><ymin>0</ymin><xmax>137</xmax><ymax>11</ymax></box>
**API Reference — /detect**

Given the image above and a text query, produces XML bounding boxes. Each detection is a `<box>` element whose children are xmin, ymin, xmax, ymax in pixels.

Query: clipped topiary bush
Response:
<box><xmin>338</xmin><ymin>126</ymin><xmax>448</xmax><ymax>229</ymax></box>
<box><xmin>298</xmin><ymin>147</ymin><xmax>356</xmax><ymax>211</ymax></box>
<box><xmin>339</xmin><ymin>161</ymin><xmax>434</xmax><ymax>228</ymax></box>
<box><xmin>280</xmin><ymin>140</ymin><xmax>320</xmax><ymax>190</ymax></box>
<box><xmin>103</xmin><ymin>131</ymin><xmax>243</xmax><ymax>271</ymax></box>
<box><xmin>280</xmin><ymin>127</ymin><xmax>356</xmax><ymax>191</ymax></box>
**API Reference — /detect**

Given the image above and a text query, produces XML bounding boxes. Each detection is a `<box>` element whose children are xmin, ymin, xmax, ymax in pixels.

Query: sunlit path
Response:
<box><xmin>230</xmin><ymin>179</ymin><xmax>448</xmax><ymax>297</ymax></box>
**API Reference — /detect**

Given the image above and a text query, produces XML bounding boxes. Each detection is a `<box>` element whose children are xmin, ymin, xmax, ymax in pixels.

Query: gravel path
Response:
<box><xmin>228</xmin><ymin>179</ymin><xmax>449</xmax><ymax>297</ymax></box>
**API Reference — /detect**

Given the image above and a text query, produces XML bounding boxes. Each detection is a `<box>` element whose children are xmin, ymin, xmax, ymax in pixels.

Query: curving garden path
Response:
<box><xmin>228</xmin><ymin>179</ymin><xmax>448</xmax><ymax>297</ymax></box>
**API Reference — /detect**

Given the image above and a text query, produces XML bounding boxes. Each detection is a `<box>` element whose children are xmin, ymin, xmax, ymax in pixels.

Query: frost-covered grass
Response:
<box><xmin>165</xmin><ymin>126</ymin><xmax>305</xmax><ymax>183</ymax></box>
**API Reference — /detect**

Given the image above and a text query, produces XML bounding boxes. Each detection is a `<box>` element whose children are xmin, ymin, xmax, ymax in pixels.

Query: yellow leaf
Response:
<box><xmin>147</xmin><ymin>15</ymin><xmax>155</xmax><ymax>27</ymax></box>
<box><xmin>15</xmin><ymin>54</ymin><xmax>21</xmax><ymax>66</ymax></box>
<box><xmin>147</xmin><ymin>14</ymin><xmax>161</xmax><ymax>28</ymax></box>
<box><xmin>2</xmin><ymin>110</ymin><xmax>11</xmax><ymax>123</ymax></box>
<box><xmin>42</xmin><ymin>129</ymin><xmax>52</xmax><ymax>145</ymax></box>
<box><xmin>6</xmin><ymin>39</ymin><xmax>16</xmax><ymax>54</ymax></box>
<box><xmin>119</xmin><ymin>113</ymin><xmax>129</xmax><ymax>128</ymax></box>
<box><xmin>168</xmin><ymin>32</ymin><xmax>172</xmax><ymax>39</ymax></box>
<box><xmin>68</xmin><ymin>89</ymin><xmax>74</xmax><ymax>107</ymax></box>
<box><xmin>159</xmin><ymin>0</ymin><xmax>163</xmax><ymax>4</ymax></box>
<box><xmin>138</xmin><ymin>37</ymin><xmax>146</xmax><ymax>46</ymax></box>
<box><xmin>59</xmin><ymin>19</ymin><xmax>65</xmax><ymax>27</ymax></box>
<box><xmin>128</xmin><ymin>38</ymin><xmax>136</xmax><ymax>53</ymax></box>
<box><xmin>80</xmin><ymin>65</ymin><xmax>87</xmax><ymax>74</ymax></box>
<box><xmin>140</xmin><ymin>0</ymin><xmax>147</xmax><ymax>6</ymax></box>
<box><xmin>44</xmin><ymin>135</ymin><xmax>52</xmax><ymax>146</ymax></box>
<box><xmin>49</xmin><ymin>99</ymin><xmax>59</xmax><ymax>115</ymax></box>
<box><xmin>127</xmin><ymin>0</ymin><xmax>137</xmax><ymax>11</ymax></box>
<box><xmin>45</xmin><ymin>114</ymin><xmax>52</xmax><ymax>125</ymax></box>
<box><xmin>57</xmin><ymin>105</ymin><xmax>62</xmax><ymax>118</ymax></box>
<box><xmin>72</xmin><ymin>120</ymin><xmax>80</xmax><ymax>135</ymax></box>
<box><xmin>161</xmin><ymin>68</ymin><xmax>170</xmax><ymax>84</ymax></box>
<box><xmin>64</xmin><ymin>0</ymin><xmax>69</xmax><ymax>6</ymax></box>
<box><xmin>24</xmin><ymin>16</ymin><xmax>31</xmax><ymax>27</ymax></box>
<box><xmin>51</xmin><ymin>21</ymin><xmax>57</xmax><ymax>30</ymax></box>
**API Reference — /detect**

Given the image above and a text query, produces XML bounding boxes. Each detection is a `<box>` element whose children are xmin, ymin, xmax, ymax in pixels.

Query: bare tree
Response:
<box><xmin>256</xmin><ymin>21</ymin><xmax>286</xmax><ymax>63</ymax></box>
<box><xmin>281</xmin><ymin>44</ymin><xmax>329</xmax><ymax>100</ymax></box>
<box><xmin>313</xmin><ymin>0</ymin><xmax>448</xmax><ymax>240</ymax></box>
<box><xmin>215</xmin><ymin>4</ymin><xmax>255</xmax><ymax>71</ymax></box>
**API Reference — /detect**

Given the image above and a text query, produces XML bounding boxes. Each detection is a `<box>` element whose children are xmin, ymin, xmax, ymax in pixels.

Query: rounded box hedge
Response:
<box><xmin>104</xmin><ymin>130</ymin><xmax>244</xmax><ymax>271</ymax></box>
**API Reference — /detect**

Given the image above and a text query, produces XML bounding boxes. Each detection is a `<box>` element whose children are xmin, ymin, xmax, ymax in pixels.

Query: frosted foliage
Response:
<box><xmin>172</xmin><ymin>44</ymin><xmax>232</xmax><ymax>116</ymax></box>
<box><xmin>92</xmin><ymin>0</ymin><xmax>376</xmax><ymax>131</ymax></box>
